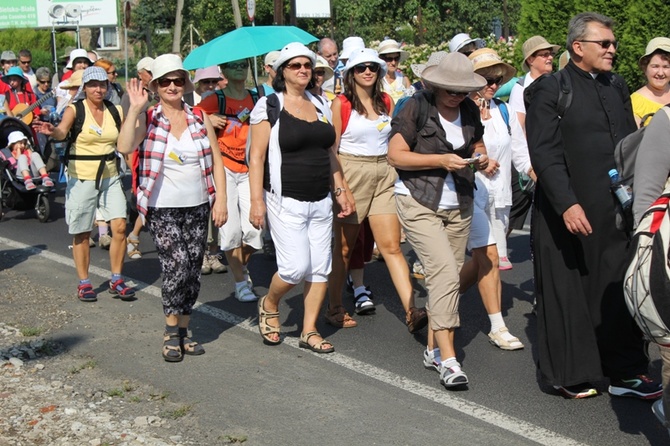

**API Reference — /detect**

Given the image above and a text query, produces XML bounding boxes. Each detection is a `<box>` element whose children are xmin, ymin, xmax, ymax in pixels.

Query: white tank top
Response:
<box><xmin>338</xmin><ymin>109</ymin><xmax>392</xmax><ymax>156</ymax></box>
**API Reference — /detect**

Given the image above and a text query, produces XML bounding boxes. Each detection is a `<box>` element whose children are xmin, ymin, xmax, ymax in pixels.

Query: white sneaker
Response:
<box><xmin>235</xmin><ymin>282</ymin><xmax>258</xmax><ymax>302</ymax></box>
<box><xmin>208</xmin><ymin>253</ymin><xmax>227</xmax><ymax>273</ymax></box>
<box><xmin>99</xmin><ymin>234</ymin><xmax>112</xmax><ymax>250</ymax></box>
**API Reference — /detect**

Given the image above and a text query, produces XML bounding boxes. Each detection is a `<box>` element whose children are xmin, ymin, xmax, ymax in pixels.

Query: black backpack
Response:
<box><xmin>215</xmin><ymin>85</ymin><xmax>264</xmax><ymax>117</ymax></box>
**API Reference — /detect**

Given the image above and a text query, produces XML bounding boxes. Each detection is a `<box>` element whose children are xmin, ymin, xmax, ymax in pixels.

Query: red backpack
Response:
<box><xmin>338</xmin><ymin>92</ymin><xmax>392</xmax><ymax>134</ymax></box>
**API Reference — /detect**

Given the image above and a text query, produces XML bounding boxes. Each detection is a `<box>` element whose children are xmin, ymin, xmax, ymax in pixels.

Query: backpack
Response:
<box><xmin>523</xmin><ymin>69</ymin><xmax>573</xmax><ymax>118</ymax></box>
<box><xmin>338</xmin><ymin>92</ymin><xmax>392</xmax><ymax>134</ymax></box>
<box><xmin>215</xmin><ymin>86</ymin><xmax>263</xmax><ymax>117</ymax></box>
<box><xmin>623</xmin><ymin>178</ymin><xmax>670</xmax><ymax>345</ymax></box>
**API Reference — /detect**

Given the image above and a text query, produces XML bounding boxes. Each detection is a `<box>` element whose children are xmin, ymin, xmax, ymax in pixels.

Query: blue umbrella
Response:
<box><xmin>183</xmin><ymin>26</ymin><xmax>318</xmax><ymax>70</ymax></box>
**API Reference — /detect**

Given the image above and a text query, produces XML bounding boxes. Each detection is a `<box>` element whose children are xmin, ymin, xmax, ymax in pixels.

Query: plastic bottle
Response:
<box><xmin>608</xmin><ymin>169</ymin><xmax>632</xmax><ymax>210</ymax></box>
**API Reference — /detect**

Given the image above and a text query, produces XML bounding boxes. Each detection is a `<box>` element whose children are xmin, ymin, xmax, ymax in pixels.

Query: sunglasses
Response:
<box><xmin>381</xmin><ymin>55</ymin><xmax>400</xmax><ymax>62</ymax></box>
<box><xmin>533</xmin><ymin>50</ymin><xmax>555</xmax><ymax>58</ymax></box>
<box><xmin>485</xmin><ymin>76</ymin><xmax>503</xmax><ymax>86</ymax></box>
<box><xmin>224</xmin><ymin>62</ymin><xmax>248</xmax><ymax>69</ymax></box>
<box><xmin>200</xmin><ymin>79</ymin><xmax>219</xmax><ymax>85</ymax></box>
<box><xmin>578</xmin><ymin>39</ymin><xmax>618</xmax><ymax>50</ymax></box>
<box><xmin>353</xmin><ymin>63</ymin><xmax>381</xmax><ymax>74</ymax></box>
<box><xmin>19</xmin><ymin>60</ymin><xmax>31</xmax><ymax>65</ymax></box>
<box><xmin>38</xmin><ymin>80</ymin><xmax>51</xmax><ymax>84</ymax></box>
<box><xmin>157</xmin><ymin>77</ymin><xmax>186</xmax><ymax>88</ymax></box>
<box><xmin>444</xmin><ymin>90</ymin><xmax>468</xmax><ymax>97</ymax></box>
<box><xmin>107</xmin><ymin>70</ymin><xmax>117</xmax><ymax>76</ymax></box>
<box><xmin>285</xmin><ymin>62</ymin><xmax>313</xmax><ymax>71</ymax></box>
<box><xmin>314</xmin><ymin>69</ymin><xmax>326</xmax><ymax>76</ymax></box>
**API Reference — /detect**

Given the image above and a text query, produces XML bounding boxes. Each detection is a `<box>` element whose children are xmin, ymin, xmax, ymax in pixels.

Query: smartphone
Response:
<box><xmin>462</xmin><ymin>157</ymin><xmax>477</xmax><ymax>164</ymax></box>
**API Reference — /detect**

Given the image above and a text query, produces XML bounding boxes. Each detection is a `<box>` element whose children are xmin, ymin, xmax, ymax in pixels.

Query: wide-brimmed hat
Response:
<box><xmin>377</xmin><ymin>39</ymin><xmax>408</xmax><ymax>63</ymax></box>
<box><xmin>411</xmin><ymin>51</ymin><xmax>448</xmax><ymax>79</ymax></box>
<box><xmin>1</xmin><ymin>50</ymin><xmax>16</xmax><ymax>62</ymax></box>
<box><xmin>522</xmin><ymin>36</ymin><xmax>560</xmax><ymax>72</ymax></box>
<box><xmin>2</xmin><ymin>66</ymin><xmax>26</xmax><ymax>85</ymax></box>
<box><xmin>469</xmin><ymin>48</ymin><xmax>516</xmax><ymax>86</ymax></box>
<box><xmin>193</xmin><ymin>66</ymin><xmax>221</xmax><ymax>83</ymax></box>
<box><xmin>58</xmin><ymin>69</ymin><xmax>84</xmax><ymax>89</ymax></box>
<box><xmin>149</xmin><ymin>54</ymin><xmax>195</xmax><ymax>94</ymax></box>
<box><xmin>640</xmin><ymin>37</ymin><xmax>670</xmax><ymax>65</ymax></box>
<box><xmin>342</xmin><ymin>48</ymin><xmax>388</xmax><ymax>78</ymax></box>
<box><xmin>264</xmin><ymin>51</ymin><xmax>281</xmax><ymax>67</ymax></box>
<box><xmin>421</xmin><ymin>52</ymin><xmax>486</xmax><ymax>92</ymax></box>
<box><xmin>314</xmin><ymin>56</ymin><xmax>334</xmax><ymax>82</ymax></box>
<box><xmin>137</xmin><ymin>57</ymin><xmax>154</xmax><ymax>73</ymax></box>
<box><xmin>66</xmin><ymin>49</ymin><xmax>92</xmax><ymax>69</ymax></box>
<box><xmin>272</xmin><ymin>42</ymin><xmax>316</xmax><ymax>71</ymax></box>
<box><xmin>340</xmin><ymin>37</ymin><xmax>365</xmax><ymax>61</ymax></box>
<box><xmin>7</xmin><ymin>131</ymin><xmax>27</xmax><ymax>146</ymax></box>
<box><xmin>449</xmin><ymin>33</ymin><xmax>485</xmax><ymax>54</ymax></box>
<box><xmin>73</xmin><ymin>66</ymin><xmax>112</xmax><ymax>101</ymax></box>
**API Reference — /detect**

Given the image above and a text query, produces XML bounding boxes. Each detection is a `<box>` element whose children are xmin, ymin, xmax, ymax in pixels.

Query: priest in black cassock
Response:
<box><xmin>526</xmin><ymin>12</ymin><xmax>662</xmax><ymax>400</ymax></box>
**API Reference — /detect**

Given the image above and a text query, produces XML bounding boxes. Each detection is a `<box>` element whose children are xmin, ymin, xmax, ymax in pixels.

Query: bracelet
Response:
<box><xmin>334</xmin><ymin>187</ymin><xmax>346</xmax><ymax>197</ymax></box>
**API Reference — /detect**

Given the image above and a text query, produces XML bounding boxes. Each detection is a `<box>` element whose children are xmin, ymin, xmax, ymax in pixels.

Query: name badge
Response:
<box><xmin>320</xmin><ymin>115</ymin><xmax>329</xmax><ymax>124</ymax></box>
<box><xmin>376</xmin><ymin>121</ymin><xmax>389</xmax><ymax>131</ymax></box>
<box><xmin>237</xmin><ymin>107</ymin><xmax>251</xmax><ymax>122</ymax></box>
<box><xmin>88</xmin><ymin>124</ymin><xmax>102</xmax><ymax>136</ymax></box>
<box><xmin>168</xmin><ymin>148</ymin><xmax>186</xmax><ymax>164</ymax></box>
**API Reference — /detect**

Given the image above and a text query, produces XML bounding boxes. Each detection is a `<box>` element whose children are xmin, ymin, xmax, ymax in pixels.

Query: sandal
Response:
<box><xmin>179</xmin><ymin>328</ymin><xmax>205</xmax><ymax>355</ymax></box>
<box><xmin>406</xmin><ymin>307</ymin><xmax>428</xmax><ymax>333</ymax></box>
<box><xmin>126</xmin><ymin>237</ymin><xmax>142</xmax><ymax>259</ymax></box>
<box><xmin>325</xmin><ymin>305</ymin><xmax>357</xmax><ymax>328</ymax></box>
<box><xmin>77</xmin><ymin>283</ymin><xmax>97</xmax><ymax>303</ymax></box>
<box><xmin>258</xmin><ymin>295</ymin><xmax>281</xmax><ymax>345</ymax></box>
<box><xmin>488</xmin><ymin>327</ymin><xmax>524</xmax><ymax>351</ymax></box>
<box><xmin>109</xmin><ymin>279</ymin><xmax>136</xmax><ymax>301</ymax></box>
<box><xmin>162</xmin><ymin>331</ymin><xmax>183</xmax><ymax>362</ymax></box>
<box><xmin>299</xmin><ymin>331</ymin><xmax>334</xmax><ymax>354</ymax></box>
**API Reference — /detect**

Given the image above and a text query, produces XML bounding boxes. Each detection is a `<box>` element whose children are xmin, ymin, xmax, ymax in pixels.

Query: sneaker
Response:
<box><xmin>201</xmin><ymin>255</ymin><xmax>212</xmax><ymax>275</ymax></box>
<box><xmin>411</xmin><ymin>260</ymin><xmax>425</xmax><ymax>279</ymax></box>
<box><xmin>440</xmin><ymin>360</ymin><xmax>468</xmax><ymax>388</ymax></box>
<box><xmin>99</xmin><ymin>234</ymin><xmax>112</xmax><ymax>250</ymax></box>
<box><xmin>499</xmin><ymin>256</ymin><xmax>513</xmax><ymax>270</ymax></box>
<box><xmin>608</xmin><ymin>375</ymin><xmax>662</xmax><ymax>400</ymax></box>
<box><xmin>235</xmin><ymin>282</ymin><xmax>258</xmax><ymax>302</ymax></box>
<box><xmin>353</xmin><ymin>287</ymin><xmax>375</xmax><ymax>315</ymax></box>
<box><xmin>652</xmin><ymin>399</ymin><xmax>669</xmax><ymax>428</ymax></box>
<box><xmin>423</xmin><ymin>349</ymin><xmax>441</xmax><ymax>373</ymax></box>
<box><xmin>553</xmin><ymin>383</ymin><xmax>598</xmax><ymax>399</ymax></box>
<box><xmin>208</xmin><ymin>253</ymin><xmax>228</xmax><ymax>274</ymax></box>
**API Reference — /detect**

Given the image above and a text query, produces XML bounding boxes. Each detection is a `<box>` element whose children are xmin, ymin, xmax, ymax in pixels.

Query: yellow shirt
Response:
<box><xmin>631</xmin><ymin>92</ymin><xmax>663</xmax><ymax>126</ymax></box>
<box><xmin>67</xmin><ymin>100</ymin><xmax>124</xmax><ymax>180</ymax></box>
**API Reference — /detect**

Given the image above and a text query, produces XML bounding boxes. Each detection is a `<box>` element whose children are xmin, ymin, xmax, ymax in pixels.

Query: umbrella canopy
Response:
<box><xmin>183</xmin><ymin>26</ymin><xmax>318</xmax><ymax>70</ymax></box>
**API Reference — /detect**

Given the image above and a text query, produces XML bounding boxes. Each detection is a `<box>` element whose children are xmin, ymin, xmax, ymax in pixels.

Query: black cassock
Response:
<box><xmin>526</xmin><ymin>61</ymin><xmax>647</xmax><ymax>387</ymax></box>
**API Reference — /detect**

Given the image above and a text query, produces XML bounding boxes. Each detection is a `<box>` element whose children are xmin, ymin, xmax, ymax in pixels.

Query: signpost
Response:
<box><xmin>247</xmin><ymin>0</ymin><xmax>257</xmax><ymax>83</ymax></box>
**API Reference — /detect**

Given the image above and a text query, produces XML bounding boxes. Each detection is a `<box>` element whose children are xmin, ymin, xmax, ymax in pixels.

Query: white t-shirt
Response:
<box><xmin>508</xmin><ymin>72</ymin><xmax>536</xmax><ymax>116</ymax></box>
<box><xmin>339</xmin><ymin>109</ymin><xmax>392</xmax><ymax>156</ymax></box>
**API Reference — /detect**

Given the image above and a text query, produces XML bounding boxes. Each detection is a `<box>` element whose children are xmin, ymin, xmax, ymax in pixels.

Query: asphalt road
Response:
<box><xmin>0</xmin><ymin>187</ymin><xmax>667</xmax><ymax>446</ymax></box>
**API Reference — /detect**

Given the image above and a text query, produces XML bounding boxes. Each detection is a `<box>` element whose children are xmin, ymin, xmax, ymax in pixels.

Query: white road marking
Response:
<box><xmin>1</xmin><ymin>237</ymin><xmax>585</xmax><ymax>446</ymax></box>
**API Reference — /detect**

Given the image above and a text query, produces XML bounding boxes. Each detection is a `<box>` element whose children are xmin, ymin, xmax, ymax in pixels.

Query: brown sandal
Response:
<box><xmin>325</xmin><ymin>305</ymin><xmax>357</xmax><ymax>328</ymax></box>
<box><xmin>406</xmin><ymin>307</ymin><xmax>428</xmax><ymax>333</ymax></box>
<box><xmin>299</xmin><ymin>331</ymin><xmax>334</xmax><ymax>354</ymax></box>
<box><xmin>258</xmin><ymin>295</ymin><xmax>281</xmax><ymax>345</ymax></box>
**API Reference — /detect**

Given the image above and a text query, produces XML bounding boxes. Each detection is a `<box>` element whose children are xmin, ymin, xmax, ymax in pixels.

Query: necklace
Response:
<box><xmin>287</xmin><ymin>95</ymin><xmax>305</xmax><ymax>115</ymax></box>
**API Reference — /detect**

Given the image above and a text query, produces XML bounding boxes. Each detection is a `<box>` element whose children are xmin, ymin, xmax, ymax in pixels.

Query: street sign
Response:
<box><xmin>246</xmin><ymin>0</ymin><xmax>255</xmax><ymax>22</ymax></box>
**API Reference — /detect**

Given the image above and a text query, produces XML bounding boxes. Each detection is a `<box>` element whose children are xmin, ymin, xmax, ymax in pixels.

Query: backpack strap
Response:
<box><xmin>415</xmin><ymin>90</ymin><xmax>431</xmax><ymax>132</ymax></box>
<box><xmin>215</xmin><ymin>90</ymin><xmax>227</xmax><ymax>116</ymax></box>
<box><xmin>554</xmin><ymin>69</ymin><xmax>572</xmax><ymax>118</ymax></box>
<box><xmin>266</xmin><ymin>93</ymin><xmax>281</xmax><ymax>128</ymax></box>
<box><xmin>338</xmin><ymin>94</ymin><xmax>352</xmax><ymax>134</ymax></box>
<box><xmin>493</xmin><ymin>98</ymin><xmax>511</xmax><ymax>135</ymax></box>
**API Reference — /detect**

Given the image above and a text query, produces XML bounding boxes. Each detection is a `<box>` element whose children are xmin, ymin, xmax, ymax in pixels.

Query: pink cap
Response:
<box><xmin>193</xmin><ymin>66</ymin><xmax>221</xmax><ymax>83</ymax></box>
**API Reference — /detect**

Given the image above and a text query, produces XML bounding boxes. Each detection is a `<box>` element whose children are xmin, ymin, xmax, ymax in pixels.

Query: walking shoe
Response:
<box><xmin>126</xmin><ymin>236</ymin><xmax>142</xmax><ymax>259</ymax></box>
<box><xmin>353</xmin><ymin>286</ymin><xmax>375</xmax><ymax>315</ymax></box>
<box><xmin>608</xmin><ymin>375</ymin><xmax>662</xmax><ymax>400</ymax></box>
<box><xmin>423</xmin><ymin>349</ymin><xmax>441</xmax><ymax>372</ymax></box>
<box><xmin>235</xmin><ymin>282</ymin><xmax>258</xmax><ymax>302</ymax></box>
<box><xmin>201</xmin><ymin>255</ymin><xmax>212</xmax><ymax>275</ymax></box>
<box><xmin>652</xmin><ymin>399</ymin><xmax>670</xmax><ymax>429</ymax></box>
<box><xmin>553</xmin><ymin>383</ymin><xmax>598</xmax><ymax>399</ymax></box>
<box><xmin>207</xmin><ymin>253</ymin><xmax>228</xmax><ymax>273</ymax></box>
<box><xmin>411</xmin><ymin>260</ymin><xmax>425</xmax><ymax>279</ymax></box>
<box><xmin>77</xmin><ymin>283</ymin><xmax>97</xmax><ymax>302</ymax></box>
<box><xmin>440</xmin><ymin>360</ymin><xmax>468</xmax><ymax>388</ymax></box>
<box><xmin>99</xmin><ymin>234</ymin><xmax>112</xmax><ymax>250</ymax></box>
<box><xmin>498</xmin><ymin>256</ymin><xmax>513</xmax><ymax>270</ymax></box>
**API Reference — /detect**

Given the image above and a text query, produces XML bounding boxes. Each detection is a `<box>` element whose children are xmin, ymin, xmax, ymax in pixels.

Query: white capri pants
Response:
<box><xmin>219</xmin><ymin>169</ymin><xmax>263</xmax><ymax>251</ymax></box>
<box><xmin>467</xmin><ymin>175</ymin><xmax>497</xmax><ymax>251</ymax></box>
<box><xmin>265</xmin><ymin>191</ymin><xmax>333</xmax><ymax>285</ymax></box>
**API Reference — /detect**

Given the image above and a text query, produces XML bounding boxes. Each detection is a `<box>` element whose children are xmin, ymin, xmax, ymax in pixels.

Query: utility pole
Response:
<box><xmin>274</xmin><ymin>0</ymin><xmax>284</xmax><ymax>25</ymax></box>
<box><xmin>231</xmin><ymin>0</ymin><xmax>243</xmax><ymax>28</ymax></box>
<box><xmin>172</xmin><ymin>0</ymin><xmax>184</xmax><ymax>53</ymax></box>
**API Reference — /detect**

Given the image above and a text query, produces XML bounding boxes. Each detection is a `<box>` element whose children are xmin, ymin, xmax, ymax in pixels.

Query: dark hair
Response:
<box><xmin>343</xmin><ymin>65</ymin><xmax>388</xmax><ymax>117</ymax></box>
<box><xmin>639</xmin><ymin>49</ymin><xmax>670</xmax><ymax>72</ymax></box>
<box><xmin>272</xmin><ymin>59</ymin><xmax>317</xmax><ymax>92</ymax></box>
<box><xmin>18</xmin><ymin>49</ymin><xmax>31</xmax><ymax>59</ymax></box>
<box><xmin>567</xmin><ymin>12</ymin><xmax>615</xmax><ymax>55</ymax></box>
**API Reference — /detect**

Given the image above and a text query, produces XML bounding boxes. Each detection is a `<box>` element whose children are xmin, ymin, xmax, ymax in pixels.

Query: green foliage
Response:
<box><xmin>0</xmin><ymin>28</ymin><xmax>75</xmax><ymax>73</ymax></box>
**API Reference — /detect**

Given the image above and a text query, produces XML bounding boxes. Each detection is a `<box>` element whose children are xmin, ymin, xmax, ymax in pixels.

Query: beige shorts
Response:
<box><xmin>337</xmin><ymin>153</ymin><xmax>398</xmax><ymax>225</ymax></box>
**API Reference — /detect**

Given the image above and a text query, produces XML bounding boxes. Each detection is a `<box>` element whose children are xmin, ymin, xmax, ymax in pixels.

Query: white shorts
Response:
<box><xmin>265</xmin><ymin>192</ymin><xmax>333</xmax><ymax>284</ymax></box>
<box><xmin>467</xmin><ymin>175</ymin><xmax>496</xmax><ymax>250</ymax></box>
<box><xmin>219</xmin><ymin>169</ymin><xmax>262</xmax><ymax>251</ymax></box>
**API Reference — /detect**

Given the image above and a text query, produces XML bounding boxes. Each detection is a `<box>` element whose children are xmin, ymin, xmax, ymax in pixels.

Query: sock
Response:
<box><xmin>354</xmin><ymin>285</ymin><xmax>369</xmax><ymax>299</ymax></box>
<box><xmin>111</xmin><ymin>273</ymin><xmax>122</xmax><ymax>283</ymax></box>
<box><xmin>427</xmin><ymin>347</ymin><xmax>441</xmax><ymax>363</ymax></box>
<box><xmin>235</xmin><ymin>280</ymin><xmax>247</xmax><ymax>289</ymax></box>
<box><xmin>98</xmin><ymin>225</ymin><xmax>109</xmax><ymax>236</ymax></box>
<box><xmin>79</xmin><ymin>278</ymin><xmax>91</xmax><ymax>286</ymax></box>
<box><xmin>441</xmin><ymin>357</ymin><xmax>461</xmax><ymax>372</ymax></box>
<box><xmin>489</xmin><ymin>312</ymin><xmax>505</xmax><ymax>333</ymax></box>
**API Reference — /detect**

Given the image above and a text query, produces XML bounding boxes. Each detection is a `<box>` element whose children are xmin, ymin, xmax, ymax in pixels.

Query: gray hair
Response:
<box><xmin>317</xmin><ymin>37</ymin><xmax>337</xmax><ymax>54</ymax></box>
<box><xmin>35</xmin><ymin>66</ymin><xmax>50</xmax><ymax>81</ymax></box>
<box><xmin>567</xmin><ymin>12</ymin><xmax>615</xmax><ymax>55</ymax></box>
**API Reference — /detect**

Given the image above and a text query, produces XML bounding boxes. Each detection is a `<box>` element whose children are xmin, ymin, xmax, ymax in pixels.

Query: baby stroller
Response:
<box><xmin>0</xmin><ymin>117</ymin><xmax>53</xmax><ymax>222</ymax></box>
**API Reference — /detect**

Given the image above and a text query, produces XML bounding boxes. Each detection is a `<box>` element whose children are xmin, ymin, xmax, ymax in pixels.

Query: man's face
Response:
<box><xmin>222</xmin><ymin>59</ymin><xmax>249</xmax><ymax>81</ymax></box>
<box><xmin>18</xmin><ymin>56</ymin><xmax>31</xmax><ymax>73</ymax></box>
<box><xmin>138</xmin><ymin>69</ymin><xmax>153</xmax><ymax>87</ymax></box>
<box><xmin>573</xmin><ymin>23</ymin><xmax>616</xmax><ymax>73</ymax></box>
<box><xmin>319</xmin><ymin>42</ymin><xmax>339</xmax><ymax>69</ymax></box>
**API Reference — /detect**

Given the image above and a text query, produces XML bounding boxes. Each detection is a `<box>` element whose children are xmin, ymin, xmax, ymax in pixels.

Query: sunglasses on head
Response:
<box><xmin>353</xmin><ymin>63</ymin><xmax>381</xmax><ymax>74</ymax></box>
<box><xmin>225</xmin><ymin>62</ymin><xmax>248</xmax><ymax>69</ymax></box>
<box><xmin>578</xmin><ymin>39</ymin><xmax>618</xmax><ymax>50</ymax></box>
<box><xmin>285</xmin><ymin>62</ymin><xmax>313</xmax><ymax>71</ymax></box>
<box><xmin>485</xmin><ymin>76</ymin><xmax>503</xmax><ymax>86</ymax></box>
<box><xmin>381</xmin><ymin>55</ymin><xmax>400</xmax><ymax>62</ymax></box>
<box><xmin>157</xmin><ymin>77</ymin><xmax>186</xmax><ymax>88</ymax></box>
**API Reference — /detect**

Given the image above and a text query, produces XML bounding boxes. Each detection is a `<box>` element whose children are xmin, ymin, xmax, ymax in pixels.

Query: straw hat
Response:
<box><xmin>421</xmin><ymin>52</ymin><xmax>486</xmax><ymax>92</ymax></box>
<box><xmin>149</xmin><ymin>54</ymin><xmax>195</xmax><ymax>94</ymax></box>
<box><xmin>272</xmin><ymin>42</ymin><xmax>316</xmax><ymax>71</ymax></box>
<box><xmin>342</xmin><ymin>48</ymin><xmax>387</xmax><ymax>78</ymax></box>
<box><xmin>449</xmin><ymin>33</ymin><xmax>485</xmax><ymax>54</ymax></box>
<box><xmin>58</xmin><ymin>69</ymin><xmax>84</xmax><ymax>89</ymax></box>
<box><xmin>340</xmin><ymin>37</ymin><xmax>365</xmax><ymax>61</ymax></box>
<box><xmin>411</xmin><ymin>51</ymin><xmax>448</xmax><ymax>79</ymax></box>
<box><xmin>193</xmin><ymin>66</ymin><xmax>221</xmax><ymax>83</ymax></box>
<box><xmin>377</xmin><ymin>39</ymin><xmax>408</xmax><ymax>63</ymax></box>
<box><xmin>468</xmin><ymin>48</ymin><xmax>516</xmax><ymax>86</ymax></box>
<box><xmin>639</xmin><ymin>37</ymin><xmax>670</xmax><ymax>65</ymax></box>
<box><xmin>522</xmin><ymin>36</ymin><xmax>560</xmax><ymax>72</ymax></box>
<box><xmin>314</xmin><ymin>56</ymin><xmax>334</xmax><ymax>82</ymax></box>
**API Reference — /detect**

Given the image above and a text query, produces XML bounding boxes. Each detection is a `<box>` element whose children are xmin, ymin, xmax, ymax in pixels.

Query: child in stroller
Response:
<box><xmin>5</xmin><ymin>131</ymin><xmax>54</xmax><ymax>189</ymax></box>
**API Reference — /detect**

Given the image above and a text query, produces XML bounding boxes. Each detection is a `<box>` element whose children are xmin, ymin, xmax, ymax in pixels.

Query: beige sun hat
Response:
<box><xmin>137</xmin><ymin>57</ymin><xmax>154</xmax><ymax>73</ymax></box>
<box><xmin>639</xmin><ymin>37</ymin><xmax>670</xmax><ymax>65</ymax></box>
<box><xmin>58</xmin><ymin>69</ymin><xmax>84</xmax><ymax>89</ymax></box>
<box><xmin>469</xmin><ymin>48</ymin><xmax>517</xmax><ymax>85</ymax></box>
<box><xmin>314</xmin><ymin>55</ymin><xmax>334</xmax><ymax>82</ymax></box>
<box><xmin>421</xmin><ymin>52</ymin><xmax>486</xmax><ymax>92</ymax></box>
<box><xmin>522</xmin><ymin>36</ymin><xmax>560</xmax><ymax>72</ymax></box>
<box><xmin>149</xmin><ymin>54</ymin><xmax>195</xmax><ymax>94</ymax></box>
<box><xmin>377</xmin><ymin>39</ymin><xmax>408</xmax><ymax>63</ymax></box>
<box><xmin>411</xmin><ymin>51</ymin><xmax>448</xmax><ymax>79</ymax></box>
<box><xmin>264</xmin><ymin>50</ymin><xmax>281</xmax><ymax>67</ymax></box>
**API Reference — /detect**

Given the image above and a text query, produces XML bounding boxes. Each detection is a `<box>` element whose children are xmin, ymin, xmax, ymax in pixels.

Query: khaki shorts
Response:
<box><xmin>337</xmin><ymin>153</ymin><xmax>397</xmax><ymax>225</ymax></box>
<box><xmin>65</xmin><ymin>175</ymin><xmax>127</xmax><ymax>235</ymax></box>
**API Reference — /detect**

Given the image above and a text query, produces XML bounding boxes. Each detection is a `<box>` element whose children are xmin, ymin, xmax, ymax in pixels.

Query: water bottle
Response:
<box><xmin>608</xmin><ymin>169</ymin><xmax>632</xmax><ymax>210</ymax></box>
